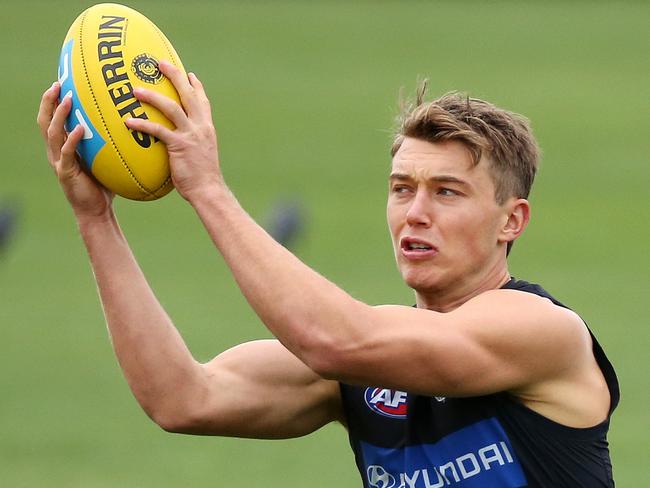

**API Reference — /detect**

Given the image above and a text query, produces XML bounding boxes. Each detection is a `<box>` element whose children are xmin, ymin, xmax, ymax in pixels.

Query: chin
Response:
<box><xmin>401</xmin><ymin>269</ymin><xmax>445</xmax><ymax>294</ymax></box>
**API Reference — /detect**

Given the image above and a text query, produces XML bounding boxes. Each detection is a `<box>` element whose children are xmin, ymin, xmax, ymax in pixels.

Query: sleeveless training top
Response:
<box><xmin>339</xmin><ymin>279</ymin><xmax>619</xmax><ymax>488</ymax></box>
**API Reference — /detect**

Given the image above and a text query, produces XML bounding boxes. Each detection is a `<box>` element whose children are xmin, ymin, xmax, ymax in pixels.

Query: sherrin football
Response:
<box><xmin>58</xmin><ymin>3</ymin><xmax>185</xmax><ymax>200</ymax></box>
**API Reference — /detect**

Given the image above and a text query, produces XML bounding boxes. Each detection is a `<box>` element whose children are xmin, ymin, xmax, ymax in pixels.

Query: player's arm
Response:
<box><xmin>78</xmin><ymin>211</ymin><xmax>341</xmax><ymax>437</ymax></box>
<box><xmin>193</xmin><ymin>205</ymin><xmax>603</xmax><ymax>425</ymax></box>
<box><xmin>191</xmin><ymin>339</ymin><xmax>343</xmax><ymax>438</ymax></box>
<box><xmin>186</xmin><ymin>194</ymin><xmax>598</xmax><ymax>423</ymax></box>
<box><xmin>352</xmin><ymin>293</ymin><xmax>609</xmax><ymax>427</ymax></box>
<box><xmin>185</xmin><ymin>187</ymin><xmax>591</xmax><ymax>401</ymax></box>
<box><xmin>37</xmin><ymin>83</ymin><xmax>341</xmax><ymax>439</ymax></box>
<box><xmin>126</xmin><ymin>64</ymin><xmax>602</xmax><ymax>419</ymax></box>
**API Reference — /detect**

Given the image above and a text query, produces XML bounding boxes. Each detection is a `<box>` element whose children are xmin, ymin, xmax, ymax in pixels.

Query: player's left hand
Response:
<box><xmin>126</xmin><ymin>61</ymin><xmax>222</xmax><ymax>204</ymax></box>
<box><xmin>37</xmin><ymin>82</ymin><xmax>115</xmax><ymax>222</ymax></box>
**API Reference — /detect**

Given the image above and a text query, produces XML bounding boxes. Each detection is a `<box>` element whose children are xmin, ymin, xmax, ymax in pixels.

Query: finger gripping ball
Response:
<box><xmin>58</xmin><ymin>3</ymin><xmax>185</xmax><ymax>200</ymax></box>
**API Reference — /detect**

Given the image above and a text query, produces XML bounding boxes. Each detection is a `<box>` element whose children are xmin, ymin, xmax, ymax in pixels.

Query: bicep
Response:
<box><xmin>188</xmin><ymin>339</ymin><xmax>342</xmax><ymax>439</ymax></box>
<box><xmin>332</xmin><ymin>291</ymin><xmax>588</xmax><ymax>397</ymax></box>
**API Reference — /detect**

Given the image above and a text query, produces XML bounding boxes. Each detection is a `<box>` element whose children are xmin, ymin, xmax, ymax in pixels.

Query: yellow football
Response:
<box><xmin>58</xmin><ymin>3</ymin><xmax>185</xmax><ymax>200</ymax></box>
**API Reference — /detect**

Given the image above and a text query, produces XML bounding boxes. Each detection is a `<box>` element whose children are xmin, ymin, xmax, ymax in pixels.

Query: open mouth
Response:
<box><xmin>400</xmin><ymin>237</ymin><xmax>437</xmax><ymax>255</ymax></box>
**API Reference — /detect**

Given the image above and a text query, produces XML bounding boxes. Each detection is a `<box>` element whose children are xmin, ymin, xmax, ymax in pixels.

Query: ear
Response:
<box><xmin>499</xmin><ymin>198</ymin><xmax>530</xmax><ymax>245</ymax></box>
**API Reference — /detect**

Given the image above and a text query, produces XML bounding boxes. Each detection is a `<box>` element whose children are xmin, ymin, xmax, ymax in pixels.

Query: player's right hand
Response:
<box><xmin>37</xmin><ymin>82</ymin><xmax>114</xmax><ymax>222</ymax></box>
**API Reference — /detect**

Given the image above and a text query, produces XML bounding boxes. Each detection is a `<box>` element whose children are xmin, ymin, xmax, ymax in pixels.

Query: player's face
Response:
<box><xmin>387</xmin><ymin>137</ymin><xmax>511</xmax><ymax>302</ymax></box>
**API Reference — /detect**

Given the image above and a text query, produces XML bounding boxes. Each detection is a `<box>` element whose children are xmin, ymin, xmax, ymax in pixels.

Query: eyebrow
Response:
<box><xmin>388</xmin><ymin>173</ymin><xmax>470</xmax><ymax>187</ymax></box>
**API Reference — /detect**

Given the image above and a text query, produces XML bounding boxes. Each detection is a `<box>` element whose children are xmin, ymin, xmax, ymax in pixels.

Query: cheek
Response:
<box><xmin>386</xmin><ymin>204</ymin><xmax>402</xmax><ymax>238</ymax></box>
<box><xmin>446</xmin><ymin>210</ymin><xmax>499</xmax><ymax>253</ymax></box>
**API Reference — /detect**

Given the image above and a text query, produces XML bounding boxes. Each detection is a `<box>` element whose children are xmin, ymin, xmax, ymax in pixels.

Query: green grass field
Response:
<box><xmin>1</xmin><ymin>0</ymin><xmax>648</xmax><ymax>486</ymax></box>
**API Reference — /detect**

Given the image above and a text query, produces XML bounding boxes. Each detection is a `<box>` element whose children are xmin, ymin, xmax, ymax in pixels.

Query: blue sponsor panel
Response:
<box><xmin>58</xmin><ymin>39</ymin><xmax>105</xmax><ymax>170</ymax></box>
<box><xmin>361</xmin><ymin>418</ymin><xmax>527</xmax><ymax>488</ymax></box>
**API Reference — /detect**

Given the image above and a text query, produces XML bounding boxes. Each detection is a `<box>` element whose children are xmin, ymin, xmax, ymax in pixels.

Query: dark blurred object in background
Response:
<box><xmin>263</xmin><ymin>199</ymin><xmax>306</xmax><ymax>250</ymax></box>
<box><xmin>0</xmin><ymin>202</ymin><xmax>19</xmax><ymax>255</ymax></box>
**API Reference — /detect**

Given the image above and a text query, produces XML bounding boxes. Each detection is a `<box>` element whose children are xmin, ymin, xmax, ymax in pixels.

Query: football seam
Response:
<box><xmin>78</xmin><ymin>10</ymin><xmax>154</xmax><ymax>198</ymax></box>
<box><xmin>146</xmin><ymin>21</ymin><xmax>179</xmax><ymax>196</ymax></box>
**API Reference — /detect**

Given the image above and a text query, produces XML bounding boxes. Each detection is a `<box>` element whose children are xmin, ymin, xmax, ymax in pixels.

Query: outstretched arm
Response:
<box><xmin>126</xmin><ymin>63</ymin><xmax>607</xmax><ymax>429</ymax></box>
<box><xmin>37</xmin><ymin>82</ymin><xmax>341</xmax><ymax>438</ymax></box>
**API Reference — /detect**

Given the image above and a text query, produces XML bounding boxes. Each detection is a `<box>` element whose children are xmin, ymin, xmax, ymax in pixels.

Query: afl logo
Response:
<box><xmin>131</xmin><ymin>53</ymin><xmax>164</xmax><ymax>84</ymax></box>
<box><xmin>364</xmin><ymin>388</ymin><xmax>408</xmax><ymax>419</ymax></box>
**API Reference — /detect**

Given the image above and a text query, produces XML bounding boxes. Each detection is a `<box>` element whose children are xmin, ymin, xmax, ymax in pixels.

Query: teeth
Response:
<box><xmin>409</xmin><ymin>243</ymin><xmax>431</xmax><ymax>250</ymax></box>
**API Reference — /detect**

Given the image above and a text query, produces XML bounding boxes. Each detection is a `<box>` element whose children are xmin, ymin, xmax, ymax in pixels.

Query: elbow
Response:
<box><xmin>302</xmin><ymin>347</ymin><xmax>341</xmax><ymax>380</ymax></box>
<box><xmin>297</xmin><ymin>301</ymin><xmax>373</xmax><ymax>380</ymax></box>
<box><xmin>137</xmin><ymin>365</ymin><xmax>214</xmax><ymax>434</ymax></box>
<box><xmin>299</xmin><ymin>331</ymin><xmax>361</xmax><ymax>381</ymax></box>
<box><xmin>147</xmin><ymin>405</ymin><xmax>186</xmax><ymax>433</ymax></box>
<box><xmin>142</xmin><ymin>386</ymin><xmax>212</xmax><ymax>434</ymax></box>
<box><xmin>151</xmin><ymin>411</ymin><xmax>183</xmax><ymax>434</ymax></box>
<box><xmin>150</xmin><ymin>406</ymin><xmax>206</xmax><ymax>434</ymax></box>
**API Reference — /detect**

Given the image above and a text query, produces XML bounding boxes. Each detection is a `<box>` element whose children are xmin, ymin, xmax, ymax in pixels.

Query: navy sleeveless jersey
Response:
<box><xmin>339</xmin><ymin>279</ymin><xmax>619</xmax><ymax>487</ymax></box>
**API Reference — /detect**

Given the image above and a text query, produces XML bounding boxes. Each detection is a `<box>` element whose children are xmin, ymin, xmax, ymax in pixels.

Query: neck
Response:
<box><xmin>415</xmin><ymin>266</ymin><xmax>512</xmax><ymax>313</ymax></box>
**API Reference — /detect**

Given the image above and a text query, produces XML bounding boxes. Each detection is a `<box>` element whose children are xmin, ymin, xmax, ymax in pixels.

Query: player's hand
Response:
<box><xmin>125</xmin><ymin>61</ymin><xmax>222</xmax><ymax>204</ymax></box>
<box><xmin>37</xmin><ymin>82</ymin><xmax>114</xmax><ymax>221</ymax></box>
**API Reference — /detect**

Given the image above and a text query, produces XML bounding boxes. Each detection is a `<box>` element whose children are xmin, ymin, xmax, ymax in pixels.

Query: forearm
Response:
<box><xmin>78</xmin><ymin>212</ymin><xmax>204</xmax><ymax>422</ymax></box>
<box><xmin>124</xmin><ymin>64</ymin><xmax>369</xmax><ymax>376</ymax></box>
<box><xmin>189</xmin><ymin>184</ymin><xmax>367</xmax><ymax>372</ymax></box>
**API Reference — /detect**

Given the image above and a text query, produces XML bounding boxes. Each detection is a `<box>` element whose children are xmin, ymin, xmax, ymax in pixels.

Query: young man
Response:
<box><xmin>37</xmin><ymin>63</ymin><xmax>618</xmax><ymax>487</ymax></box>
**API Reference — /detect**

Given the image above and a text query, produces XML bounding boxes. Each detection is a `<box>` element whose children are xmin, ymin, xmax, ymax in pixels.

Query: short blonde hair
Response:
<box><xmin>392</xmin><ymin>83</ymin><xmax>540</xmax><ymax>204</ymax></box>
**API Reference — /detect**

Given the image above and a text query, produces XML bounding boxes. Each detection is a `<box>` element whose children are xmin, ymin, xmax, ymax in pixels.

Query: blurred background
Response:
<box><xmin>1</xmin><ymin>0</ymin><xmax>648</xmax><ymax>486</ymax></box>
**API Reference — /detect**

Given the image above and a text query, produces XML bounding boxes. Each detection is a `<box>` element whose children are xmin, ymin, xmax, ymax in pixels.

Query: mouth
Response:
<box><xmin>399</xmin><ymin>237</ymin><xmax>438</xmax><ymax>259</ymax></box>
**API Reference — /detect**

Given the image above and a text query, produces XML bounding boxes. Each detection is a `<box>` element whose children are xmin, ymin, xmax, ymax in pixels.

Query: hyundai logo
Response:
<box><xmin>367</xmin><ymin>465</ymin><xmax>395</xmax><ymax>488</ymax></box>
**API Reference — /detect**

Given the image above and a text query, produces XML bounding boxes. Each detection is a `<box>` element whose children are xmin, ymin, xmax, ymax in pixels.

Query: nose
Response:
<box><xmin>405</xmin><ymin>188</ymin><xmax>432</xmax><ymax>227</ymax></box>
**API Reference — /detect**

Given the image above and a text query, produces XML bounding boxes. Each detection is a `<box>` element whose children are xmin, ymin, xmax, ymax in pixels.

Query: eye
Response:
<box><xmin>391</xmin><ymin>185</ymin><xmax>412</xmax><ymax>194</ymax></box>
<box><xmin>437</xmin><ymin>187</ymin><xmax>458</xmax><ymax>196</ymax></box>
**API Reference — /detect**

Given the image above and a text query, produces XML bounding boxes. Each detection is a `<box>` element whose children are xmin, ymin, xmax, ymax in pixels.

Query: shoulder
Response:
<box><xmin>448</xmin><ymin>288</ymin><xmax>594</xmax><ymax>383</ymax></box>
<box><xmin>460</xmin><ymin>290</ymin><xmax>611</xmax><ymax>426</ymax></box>
<box><xmin>456</xmin><ymin>288</ymin><xmax>589</xmax><ymax>345</ymax></box>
